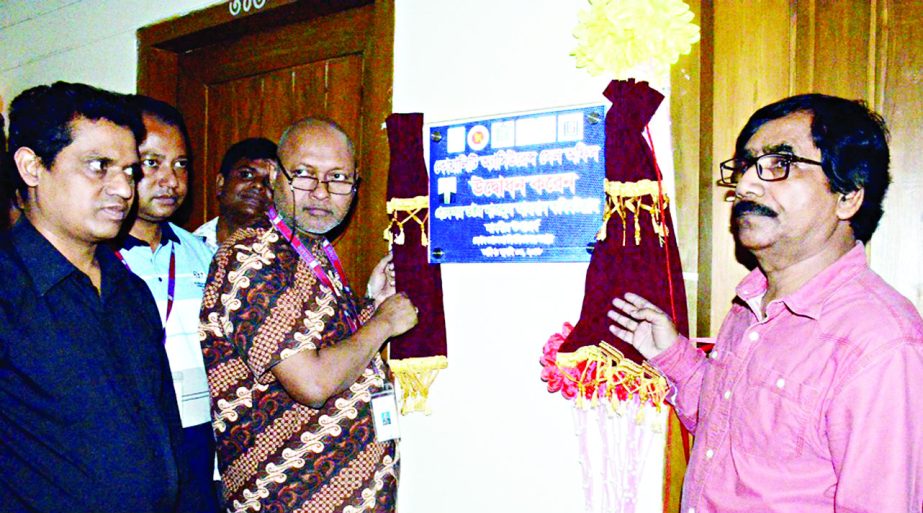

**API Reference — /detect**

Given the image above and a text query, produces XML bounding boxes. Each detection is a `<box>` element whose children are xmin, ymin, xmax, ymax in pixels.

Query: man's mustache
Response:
<box><xmin>732</xmin><ymin>200</ymin><xmax>777</xmax><ymax>219</ymax></box>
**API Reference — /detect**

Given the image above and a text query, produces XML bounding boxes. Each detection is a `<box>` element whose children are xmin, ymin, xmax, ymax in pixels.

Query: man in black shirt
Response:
<box><xmin>0</xmin><ymin>82</ymin><xmax>191</xmax><ymax>512</ymax></box>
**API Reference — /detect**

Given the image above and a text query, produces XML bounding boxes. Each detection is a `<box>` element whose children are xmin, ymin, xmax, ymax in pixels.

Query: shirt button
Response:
<box><xmin>705</xmin><ymin>449</ymin><xmax>714</xmax><ymax>459</ymax></box>
<box><xmin>688</xmin><ymin>508</ymin><xmax>696</xmax><ymax>513</ymax></box>
<box><xmin>709</xmin><ymin>349</ymin><xmax>719</xmax><ymax>359</ymax></box>
<box><xmin>748</xmin><ymin>331</ymin><xmax>759</xmax><ymax>341</ymax></box>
<box><xmin>776</xmin><ymin>378</ymin><xmax>786</xmax><ymax>389</ymax></box>
<box><xmin>723</xmin><ymin>390</ymin><xmax>732</xmax><ymax>400</ymax></box>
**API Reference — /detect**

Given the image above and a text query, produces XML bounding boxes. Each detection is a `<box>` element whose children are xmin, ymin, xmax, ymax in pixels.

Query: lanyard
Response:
<box><xmin>267</xmin><ymin>207</ymin><xmax>359</xmax><ymax>333</ymax></box>
<box><xmin>115</xmin><ymin>244</ymin><xmax>176</xmax><ymax>325</ymax></box>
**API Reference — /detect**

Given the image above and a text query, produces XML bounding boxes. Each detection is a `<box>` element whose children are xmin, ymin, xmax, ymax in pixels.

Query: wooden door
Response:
<box><xmin>870</xmin><ymin>0</ymin><xmax>923</xmax><ymax>312</ymax></box>
<box><xmin>137</xmin><ymin>0</ymin><xmax>393</xmax><ymax>286</ymax></box>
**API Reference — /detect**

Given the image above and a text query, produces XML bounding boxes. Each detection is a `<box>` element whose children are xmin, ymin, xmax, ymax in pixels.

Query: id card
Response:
<box><xmin>371</xmin><ymin>385</ymin><xmax>400</xmax><ymax>442</ymax></box>
<box><xmin>171</xmin><ymin>371</ymin><xmax>184</xmax><ymax>408</ymax></box>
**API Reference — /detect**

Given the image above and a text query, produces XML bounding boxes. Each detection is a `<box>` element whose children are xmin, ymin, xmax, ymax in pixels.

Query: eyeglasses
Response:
<box><xmin>717</xmin><ymin>153</ymin><xmax>823</xmax><ymax>188</ymax></box>
<box><xmin>278</xmin><ymin>165</ymin><xmax>359</xmax><ymax>195</ymax></box>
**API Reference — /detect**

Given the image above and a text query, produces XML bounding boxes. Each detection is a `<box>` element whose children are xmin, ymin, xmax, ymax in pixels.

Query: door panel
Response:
<box><xmin>176</xmin><ymin>75</ymin><xmax>208</xmax><ymax>224</ymax></box>
<box><xmin>232</xmin><ymin>75</ymin><xmax>264</xmax><ymax>140</ymax></box>
<box><xmin>326</xmin><ymin>56</ymin><xmax>364</xmax><ymax>141</ymax></box>
<box><xmin>292</xmin><ymin>62</ymin><xmax>329</xmax><ymax>127</ymax></box>
<box><xmin>261</xmin><ymin>68</ymin><xmax>297</xmax><ymax>142</ymax></box>
<box><xmin>176</xmin><ymin>6</ymin><xmax>372</xmax><ymax>85</ymax></box>
<box><xmin>874</xmin><ymin>0</ymin><xmax>923</xmax><ymax>312</ymax></box>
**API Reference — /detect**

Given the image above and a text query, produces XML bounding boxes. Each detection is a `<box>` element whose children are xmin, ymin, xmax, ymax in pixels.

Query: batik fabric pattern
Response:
<box><xmin>199</xmin><ymin>217</ymin><xmax>398</xmax><ymax>513</ymax></box>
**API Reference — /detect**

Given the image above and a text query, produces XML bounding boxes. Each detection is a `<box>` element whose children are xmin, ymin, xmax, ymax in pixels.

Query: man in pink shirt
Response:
<box><xmin>609</xmin><ymin>94</ymin><xmax>923</xmax><ymax>513</ymax></box>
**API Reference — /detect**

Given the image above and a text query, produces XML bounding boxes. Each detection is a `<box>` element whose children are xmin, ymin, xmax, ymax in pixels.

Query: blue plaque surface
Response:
<box><xmin>429</xmin><ymin>105</ymin><xmax>605</xmax><ymax>263</ymax></box>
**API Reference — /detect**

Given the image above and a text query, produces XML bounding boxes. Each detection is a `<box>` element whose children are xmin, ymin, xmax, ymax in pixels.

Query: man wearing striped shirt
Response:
<box><xmin>117</xmin><ymin>96</ymin><xmax>218</xmax><ymax>513</ymax></box>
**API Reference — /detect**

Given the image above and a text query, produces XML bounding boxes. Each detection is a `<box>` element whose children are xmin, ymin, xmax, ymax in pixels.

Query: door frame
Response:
<box><xmin>137</xmin><ymin>0</ymin><xmax>394</xmax><ymax>283</ymax></box>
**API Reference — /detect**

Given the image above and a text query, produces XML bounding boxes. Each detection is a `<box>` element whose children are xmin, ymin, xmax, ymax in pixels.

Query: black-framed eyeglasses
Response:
<box><xmin>717</xmin><ymin>153</ymin><xmax>823</xmax><ymax>188</ymax></box>
<box><xmin>278</xmin><ymin>165</ymin><xmax>359</xmax><ymax>195</ymax></box>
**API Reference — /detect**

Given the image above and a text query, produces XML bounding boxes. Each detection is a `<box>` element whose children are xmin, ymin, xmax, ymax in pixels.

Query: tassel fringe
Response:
<box><xmin>390</xmin><ymin>355</ymin><xmax>448</xmax><ymax>415</ymax></box>
<box><xmin>557</xmin><ymin>342</ymin><xmax>669</xmax><ymax>411</ymax></box>
<box><xmin>384</xmin><ymin>195</ymin><xmax>430</xmax><ymax>249</ymax></box>
<box><xmin>597</xmin><ymin>179</ymin><xmax>670</xmax><ymax>246</ymax></box>
<box><xmin>541</xmin><ymin>324</ymin><xmax>669</xmax><ymax>411</ymax></box>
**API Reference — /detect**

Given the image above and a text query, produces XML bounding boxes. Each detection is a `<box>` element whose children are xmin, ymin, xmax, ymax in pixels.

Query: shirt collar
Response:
<box><xmin>12</xmin><ymin>218</ymin><xmax>129</xmax><ymax>296</ymax></box>
<box><xmin>121</xmin><ymin>221</ymin><xmax>182</xmax><ymax>250</ymax></box>
<box><xmin>736</xmin><ymin>242</ymin><xmax>868</xmax><ymax>319</ymax></box>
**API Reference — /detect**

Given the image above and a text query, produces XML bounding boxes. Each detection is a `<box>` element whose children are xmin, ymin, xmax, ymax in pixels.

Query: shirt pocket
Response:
<box><xmin>729</xmin><ymin>362</ymin><xmax>820</xmax><ymax>459</ymax></box>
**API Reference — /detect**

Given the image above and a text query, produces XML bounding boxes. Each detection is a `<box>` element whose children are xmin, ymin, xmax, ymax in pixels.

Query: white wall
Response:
<box><xmin>0</xmin><ymin>0</ymin><xmax>219</xmax><ymax>109</ymax></box>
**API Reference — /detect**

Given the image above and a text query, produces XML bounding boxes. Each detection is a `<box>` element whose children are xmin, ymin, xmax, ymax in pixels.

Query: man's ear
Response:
<box><xmin>14</xmin><ymin>147</ymin><xmax>43</xmax><ymax>187</ymax></box>
<box><xmin>215</xmin><ymin>174</ymin><xmax>225</xmax><ymax>198</ymax></box>
<box><xmin>836</xmin><ymin>188</ymin><xmax>864</xmax><ymax>220</ymax></box>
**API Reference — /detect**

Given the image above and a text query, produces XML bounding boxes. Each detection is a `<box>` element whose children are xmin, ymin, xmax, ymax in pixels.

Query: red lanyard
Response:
<box><xmin>267</xmin><ymin>207</ymin><xmax>359</xmax><ymax>333</ymax></box>
<box><xmin>115</xmin><ymin>244</ymin><xmax>176</xmax><ymax>325</ymax></box>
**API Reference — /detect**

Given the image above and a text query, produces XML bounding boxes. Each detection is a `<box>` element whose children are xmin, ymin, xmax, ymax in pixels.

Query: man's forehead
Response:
<box><xmin>743</xmin><ymin>111</ymin><xmax>816</xmax><ymax>155</ymax></box>
<box><xmin>67</xmin><ymin>117</ymin><xmax>139</xmax><ymax>157</ymax></box>
<box><xmin>70</xmin><ymin>115</ymin><xmax>132</xmax><ymax>137</ymax></box>
<box><xmin>281</xmin><ymin>125</ymin><xmax>351</xmax><ymax>155</ymax></box>
<box><xmin>742</xmin><ymin>142</ymin><xmax>796</xmax><ymax>158</ymax></box>
<box><xmin>233</xmin><ymin>157</ymin><xmax>276</xmax><ymax>169</ymax></box>
<box><xmin>141</xmin><ymin>115</ymin><xmax>186</xmax><ymax>149</ymax></box>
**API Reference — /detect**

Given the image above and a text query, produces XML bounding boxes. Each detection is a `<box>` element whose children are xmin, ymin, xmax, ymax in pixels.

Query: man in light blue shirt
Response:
<box><xmin>117</xmin><ymin>95</ymin><xmax>218</xmax><ymax>513</ymax></box>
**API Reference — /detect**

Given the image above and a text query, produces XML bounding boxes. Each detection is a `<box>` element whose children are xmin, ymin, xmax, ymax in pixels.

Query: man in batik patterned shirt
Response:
<box><xmin>199</xmin><ymin>118</ymin><xmax>418</xmax><ymax>513</ymax></box>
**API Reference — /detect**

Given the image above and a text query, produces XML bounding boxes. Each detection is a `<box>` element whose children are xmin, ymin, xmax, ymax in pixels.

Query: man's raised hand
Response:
<box><xmin>366</xmin><ymin>252</ymin><xmax>396</xmax><ymax>308</ymax></box>
<box><xmin>607</xmin><ymin>293</ymin><xmax>679</xmax><ymax>360</ymax></box>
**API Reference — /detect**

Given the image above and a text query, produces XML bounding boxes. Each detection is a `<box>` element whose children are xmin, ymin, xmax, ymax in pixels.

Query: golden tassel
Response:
<box><xmin>383</xmin><ymin>196</ymin><xmax>430</xmax><ymax>249</ymax></box>
<box><xmin>601</xmin><ymin>179</ymin><xmax>671</xmax><ymax>248</ymax></box>
<box><xmin>556</xmin><ymin>341</ymin><xmax>669</xmax><ymax>410</ymax></box>
<box><xmin>390</xmin><ymin>355</ymin><xmax>448</xmax><ymax>415</ymax></box>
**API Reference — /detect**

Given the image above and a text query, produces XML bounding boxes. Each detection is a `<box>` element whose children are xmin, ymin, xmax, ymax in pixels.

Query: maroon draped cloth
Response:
<box><xmin>385</xmin><ymin>113</ymin><xmax>448</xmax><ymax>362</ymax></box>
<box><xmin>560</xmin><ymin>79</ymin><xmax>689</xmax><ymax>357</ymax></box>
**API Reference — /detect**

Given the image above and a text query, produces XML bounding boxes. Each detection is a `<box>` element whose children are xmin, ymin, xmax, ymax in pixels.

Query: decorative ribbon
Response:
<box><xmin>571</xmin><ymin>0</ymin><xmax>700</xmax><ymax>83</ymax></box>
